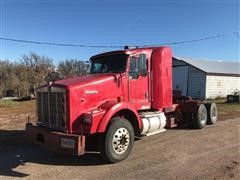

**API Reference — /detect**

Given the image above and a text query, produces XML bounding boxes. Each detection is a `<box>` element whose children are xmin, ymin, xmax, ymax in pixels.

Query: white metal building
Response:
<box><xmin>172</xmin><ymin>57</ymin><xmax>240</xmax><ymax>99</ymax></box>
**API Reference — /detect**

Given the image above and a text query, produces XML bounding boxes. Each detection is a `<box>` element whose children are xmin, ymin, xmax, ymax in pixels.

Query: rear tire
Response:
<box><xmin>100</xmin><ymin>117</ymin><xmax>135</xmax><ymax>163</ymax></box>
<box><xmin>193</xmin><ymin>104</ymin><xmax>207</xmax><ymax>129</ymax></box>
<box><xmin>205</xmin><ymin>103</ymin><xmax>218</xmax><ymax>124</ymax></box>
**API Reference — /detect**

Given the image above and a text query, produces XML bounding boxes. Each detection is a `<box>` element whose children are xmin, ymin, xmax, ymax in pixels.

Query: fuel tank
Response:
<box><xmin>140</xmin><ymin>111</ymin><xmax>167</xmax><ymax>135</ymax></box>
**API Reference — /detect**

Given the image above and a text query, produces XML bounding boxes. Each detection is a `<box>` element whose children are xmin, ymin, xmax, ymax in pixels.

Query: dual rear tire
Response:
<box><xmin>193</xmin><ymin>104</ymin><xmax>207</xmax><ymax>129</ymax></box>
<box><xmin>193</xmin><ymin>103</ymin><xmax>218</xmax><ymax>129</ymax></box>
<box><xmin>205</xmin><ymin>103</ymin><xmax>218</xmax><ymax>125</ymax></box>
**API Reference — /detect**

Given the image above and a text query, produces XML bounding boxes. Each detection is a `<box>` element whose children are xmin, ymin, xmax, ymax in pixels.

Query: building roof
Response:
<box><xmin>173</xmin><ymin>56</ymin><xmax>240</xmax><ymax>75</ymax></box>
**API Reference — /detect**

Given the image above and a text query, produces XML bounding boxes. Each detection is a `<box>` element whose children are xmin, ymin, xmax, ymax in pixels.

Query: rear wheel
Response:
<box><xmin>205</xmin><ymin>103</ymin><xmax>218</xmax><ymax>124</ymax></box>
<box><xmin>193</xmin><ymin>104</ymin><xmax>207</xmax><ymax>129</ymax></box>
<box><xmin>100</xmin><ymin>117</ymin><xmax>135</xmax><ymax>163</ymax></box>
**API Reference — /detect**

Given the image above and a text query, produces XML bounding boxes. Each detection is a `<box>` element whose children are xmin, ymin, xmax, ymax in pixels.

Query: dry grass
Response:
<box><xmin>0</xmin><ymin>98</ymin><xmax>239</xmax><ymax>125</ymax></box>
<box><xmin>0</xmin><ymin>99</ymin><xmax>36</xmax><ymax>130</ymax></box>
<box><xmin>0</xmin><ymin>99</ymin><xmax>20</xmax><ymax>107</ymax></box>
<box><xmin>0</xmin><ymin>99</ymin><xmax>35</xmax><ymax>114</ymax></box>
<box><xmin>204</xmin><ymin>99</ymin><xmax>240</xmax><ymax>120</ymax></box>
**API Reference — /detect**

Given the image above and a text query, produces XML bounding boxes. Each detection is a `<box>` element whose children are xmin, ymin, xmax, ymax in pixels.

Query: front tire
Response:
<box><xmin>100</xmin><ymin>117</ymin><xmax>135</xmax><ymax>163</ymax></box>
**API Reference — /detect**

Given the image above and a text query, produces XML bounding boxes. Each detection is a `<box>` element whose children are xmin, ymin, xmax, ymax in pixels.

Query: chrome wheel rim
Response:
<box><xmin>212</xmin><ymin>107</ymin><xmax>217</xmax><ymax>118</ymax></box>
<box><xmin>200</xmin><ymin>110</ymin><xmax>207</xmax><ymax>123</ymax></box>
<box><xmin>112</xmin><ymin>128</ymin><xmax>130</xmax><ymax>154</ymax></box>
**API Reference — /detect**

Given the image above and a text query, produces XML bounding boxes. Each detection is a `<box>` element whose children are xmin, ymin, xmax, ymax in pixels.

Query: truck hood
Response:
<box><xmin>53</xmin><ymin>73</ymin><xmax>122</xmax><ymax>126</ymax></box>
<box><xmin>54</xmin><ymin>74</ymin><xmax>117</xmax><ymax>89</ymax></box>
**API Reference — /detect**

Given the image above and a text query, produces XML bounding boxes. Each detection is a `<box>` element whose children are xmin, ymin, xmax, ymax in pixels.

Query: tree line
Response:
<box><xmin>0</xmin><ymin>52</ymin><xmax>89</xmax><ymax>98</ymax></box>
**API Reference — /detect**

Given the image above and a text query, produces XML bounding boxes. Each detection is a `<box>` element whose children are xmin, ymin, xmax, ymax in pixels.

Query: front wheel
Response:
<box><xmin>100</xmin><ymin>117</ymin><xmax>135</xmax><ymax>163</ymax></box>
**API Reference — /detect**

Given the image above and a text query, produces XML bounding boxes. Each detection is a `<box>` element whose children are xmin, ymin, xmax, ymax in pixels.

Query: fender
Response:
<box><xmin>97</xmin><ymin>101</ymin><xmax>142</xmax><ymax>133</ymax></box>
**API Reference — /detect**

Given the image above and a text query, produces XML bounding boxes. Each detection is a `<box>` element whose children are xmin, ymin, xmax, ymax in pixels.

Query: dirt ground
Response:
<box><xmin>0</xmin><ymin>100</ymin><xmax>239</xmax><ymax>179</ymax></box>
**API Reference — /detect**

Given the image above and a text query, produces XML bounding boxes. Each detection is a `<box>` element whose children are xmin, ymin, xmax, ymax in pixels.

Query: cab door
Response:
<box><xmin>128</xmin><ymin>53</ymin><xmax>150</xmax><ymax>110</ymax></box>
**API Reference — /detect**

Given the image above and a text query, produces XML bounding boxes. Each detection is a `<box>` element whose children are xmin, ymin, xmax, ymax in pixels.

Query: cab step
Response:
<box><xmin>145</xmin><ymin>128</ymin><xmax>166</xmax><ymax>136</ymax></box>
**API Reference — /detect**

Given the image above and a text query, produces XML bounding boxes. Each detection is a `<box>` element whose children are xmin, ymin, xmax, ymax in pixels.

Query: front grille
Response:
<box><xmin>37</xmin><ymin>87</ymin><xmax>66</xmax><ymax>131</ymax></box>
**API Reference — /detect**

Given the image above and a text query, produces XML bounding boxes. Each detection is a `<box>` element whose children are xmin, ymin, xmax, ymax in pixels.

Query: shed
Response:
<box><xmin>172</xmin><ymin>57</ymin><xmax>240</xmax><ymax>99</ymax></box>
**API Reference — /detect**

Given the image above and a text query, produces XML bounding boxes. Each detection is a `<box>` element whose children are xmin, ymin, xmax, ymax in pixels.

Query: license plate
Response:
<box><xmin>60</xmin><ymin>138</ymin><xmax>75</xmax><ymax>149</ymax></box>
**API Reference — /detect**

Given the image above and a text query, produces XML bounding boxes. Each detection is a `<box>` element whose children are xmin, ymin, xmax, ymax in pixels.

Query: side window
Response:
<box><xmin>138</xmin><ymin>54</ymin><xmax>147</xmax><ymax>75</ymax></box>
<box><xmin>129</xmin><ymin>53</ymin><xmax>148</xmax><ymax>79</ymax></box>
<box><xmin>130</xmin><ymin>57</ymin><xmax>138</xmax><ymax>72</ymax></box>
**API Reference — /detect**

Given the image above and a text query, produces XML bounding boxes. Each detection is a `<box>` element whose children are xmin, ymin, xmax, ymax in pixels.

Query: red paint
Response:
<box><xmin>97</xmin><ymin>101</ymin><xmax>143</xmax><ymax>133</ymax></box>
<box><xmin>127</xmin><ymin>49</ymin><xmax>153</xmax><ymax>110</ymax></box>
<box><xmin>37</xmin><ymin>48</ymin><xmax>176</xmax><ymax>134</ymax></box>
<box><xmin>26</xmin><ymin>46</ymin><xmax>211</xmax><ymax>157</ymax></box>
<box><xmin>49</xmin><ymin>47</ymin><xmax>174</xmax><ymax>135</ymax></box>
<box><xmin>151</xmin><ymin>47</ymin><xmax>173</xmax><ymax>110</ymax></box>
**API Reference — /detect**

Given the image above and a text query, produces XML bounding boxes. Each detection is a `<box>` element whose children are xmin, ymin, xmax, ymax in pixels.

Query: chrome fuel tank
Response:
<box><xmin>140</xmin><ymin>112</ymin><xmax>166</xmax><ymax>135</ymax></box>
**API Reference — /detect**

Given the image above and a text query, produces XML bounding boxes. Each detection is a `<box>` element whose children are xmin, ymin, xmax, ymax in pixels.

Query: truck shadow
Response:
<box><xmin>167</xmin><ymin>126</ymin><xmax>196</xmax><ymax>131</ymax></box>
<box><xmin>0</xmin><ymin>130</ymin><xmax>107</xmax><ymax>178</ymax></box>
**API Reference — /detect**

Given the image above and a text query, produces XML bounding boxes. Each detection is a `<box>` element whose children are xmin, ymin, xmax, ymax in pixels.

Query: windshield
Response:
<box><xmin>89</xmin><ymin>54</ymin><xmax>128</xmax><ymax>74</ymax></box>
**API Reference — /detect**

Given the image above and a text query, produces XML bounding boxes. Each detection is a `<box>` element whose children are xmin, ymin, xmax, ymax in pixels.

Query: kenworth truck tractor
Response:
<box><xmin>26</xmin><ymin>47</ymin><xmax>218</xmax><ymax>163</ymax></box>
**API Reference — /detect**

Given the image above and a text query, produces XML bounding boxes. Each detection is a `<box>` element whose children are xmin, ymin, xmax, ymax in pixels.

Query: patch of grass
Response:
<box><xmin>1</xmin><ymin>98</ymin><xmax>239</xmax><ymax>121</ymax></box>
<box><xmin>205</xmin><ymin>99</ymin><xmax>240</xmax><ymax>117</ymax></box>
<box><xmin>0</xmin><ymin>99</ymin><xmax>36</xmax><ymax>116</ymax></box>
<box><xmin>0</xmin><ymin>99</ymin><xmax>20</xmax><ymax>107</ymax></box>
<box><xmin>0</xmin><ymin>99</ymin><xmax>35</xmax><ymax>108</ymax></box>
<box><xmin>217</xmin><ymin>103</ymin><xmax>240</xmax><ymax>116</ymax></box>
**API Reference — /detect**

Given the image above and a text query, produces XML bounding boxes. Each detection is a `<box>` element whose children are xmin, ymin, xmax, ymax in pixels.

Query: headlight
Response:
<box><xmin>81</xmin><ymin>113</ymin><xmax>92</xmax><ymax>127</ymax></box>
<box><xmin>80</xmin><ymin>113</ymin><xmax>92</xmax><ymax>135</ymax></box>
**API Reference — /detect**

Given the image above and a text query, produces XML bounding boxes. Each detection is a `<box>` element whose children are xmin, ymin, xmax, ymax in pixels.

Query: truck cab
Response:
<box><xmin>26</xmin><ymin>47</ymin><xmax>218</xmax><ymax>163</ymax></box>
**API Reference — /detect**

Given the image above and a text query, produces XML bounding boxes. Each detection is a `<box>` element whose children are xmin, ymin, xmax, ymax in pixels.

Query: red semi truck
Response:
<box><xmin>26</xmin><ymin>46</ymin><xmax>218</xmax><ymax>162</ymax></box>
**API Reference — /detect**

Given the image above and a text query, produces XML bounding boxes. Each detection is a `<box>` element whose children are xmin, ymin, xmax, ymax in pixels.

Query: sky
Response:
<box><xmin>0</xmin><ymin>0</ymin><xmax>239</xmax><ymax>64</ymax></box>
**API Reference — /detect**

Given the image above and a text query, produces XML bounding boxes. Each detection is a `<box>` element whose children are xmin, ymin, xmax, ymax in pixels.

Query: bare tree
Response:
<box><xmin>0</xmin><ymin>53</ymin><xmax>55</xmax><ymax>98</ymax></box>
<box><xmin>14</xmin><ymin>64</ymin><xmax>32</xmax><ymax>97</ymax></box>
<box><xmin>0</xmin><ymin>53</ymin><xmax>90</xmax><ymax>98</ymax></box>
<box><xmin>45</xmin><ymin>71</ymin><xmax>62</xmax><ymax>83</ymax></box>
<box><xmin>20</xmin><ymin>52</ymin><xmax>55</xmax><ymax>92</ymax></box>
<box><xmin>58</xmin><ymin>59</ymin><xmax>89</xmax><ymax>78</ymax></box>
<box><xmin>0</xmin><ymin>60</ymin><xmax>18</xmax><ymax>97</ymax></box>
